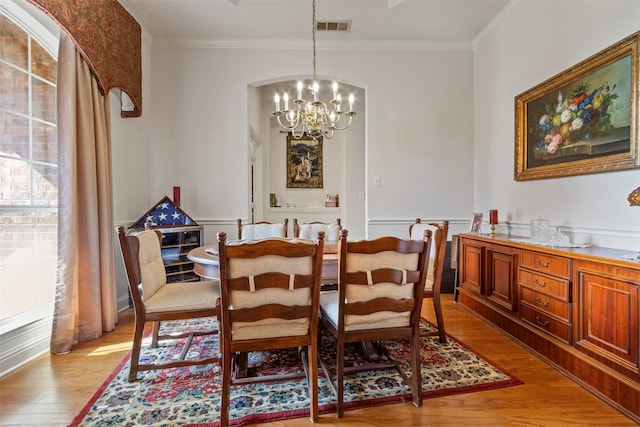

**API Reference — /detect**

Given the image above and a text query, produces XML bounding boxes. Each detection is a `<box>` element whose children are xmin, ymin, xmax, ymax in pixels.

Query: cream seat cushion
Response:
<box><xmin>137</xmin><ymin>230</ymin><xmax>169</xmax><ymax>300</ymax></box>
<box><xmin>144</xmin><ymin>280</ymin><xmax>220</xmax><ymax>313</ymax></box>
<box><xmin>227</xmin><ymin>238</ymin><xmax>315</xmax><ymax>341</ymax></box>
<box><xmin>319</xmin><ymin>250</ymin><xmax>418</xmax><ymax>331</ymax></box>
<box><xmin>241</xmin><ymin>223</ymin><xmax>286</xmax><ymax>240</ymax></box>
<box><xmin>136</xmin><ymin>230</ymin><xmax>220</xmax><ymax>313</ymax></box>
<box><xmin>298</xmin><ymin>223</ymin><xmax>340</xmax><ymax>241</ymax></box>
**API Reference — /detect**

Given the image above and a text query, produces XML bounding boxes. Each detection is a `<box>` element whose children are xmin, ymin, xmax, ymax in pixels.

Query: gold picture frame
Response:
<box><xmin>514</xmin><ymin>31</ymin><xmax>639</xmax><ymax>181</ymax></box>
<box><xmin>286</xmin><ymin>134</ymin><xmax>323</xmax><ymax>188</ymax></box>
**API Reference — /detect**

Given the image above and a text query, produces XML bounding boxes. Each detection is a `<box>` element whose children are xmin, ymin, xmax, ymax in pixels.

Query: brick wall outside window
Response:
<box><xmin>0</xmin><ymin>12</ymin><xmax>58</xmax><ymax>324</ymax></box>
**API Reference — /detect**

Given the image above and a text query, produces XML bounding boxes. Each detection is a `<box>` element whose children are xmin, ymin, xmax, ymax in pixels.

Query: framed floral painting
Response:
<box><xmin>286</xmin><ymin>134</ymin><xmax>323</xmax><ymax>188</ymax></box>
<box><xmin>514</xmin><ymin>31</ymin><xmax>639</xmax><ymax>181</ymax></box>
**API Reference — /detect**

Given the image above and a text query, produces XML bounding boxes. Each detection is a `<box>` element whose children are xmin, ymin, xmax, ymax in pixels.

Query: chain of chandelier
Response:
<box><xmin>272</xmin><ymin>0</ymin><xmax>356</xmax><ymax>141</ymax></box>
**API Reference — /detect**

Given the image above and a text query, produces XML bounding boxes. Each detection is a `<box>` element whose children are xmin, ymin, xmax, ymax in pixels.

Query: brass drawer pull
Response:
<box><xmin>535</xmin><ymin>297</ymin><xmax>550</xmax><ymax>307</ymax></box>
<box><xmin>535</xmin><ymin>316</ymin><xmax>549</xmax><ymax>327</ymax></box>
<box><xmin>535</xmin><ymin>259</ymin><xmax>550</xmax><ymax>268</ymax></box>
<box><xmin>533</xmin><ymin>277</ymin><xmax>547</xmax><ymax>287</ymax></box>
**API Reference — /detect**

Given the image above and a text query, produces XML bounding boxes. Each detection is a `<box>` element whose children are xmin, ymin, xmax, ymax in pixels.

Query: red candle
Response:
<box><xmin>489</xmin><ymin>209</ymin><xmax>498</xmax><ymax>225</ymax></box>
<box><xmin>173</xmin><ymin>186</ymin><xmax>181</xmax><ymax>206</ymax></box>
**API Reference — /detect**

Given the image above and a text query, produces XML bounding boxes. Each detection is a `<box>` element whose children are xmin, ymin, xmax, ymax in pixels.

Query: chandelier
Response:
<box><xmin>272</xmin><ymin>0</ymin><xmax>356</xmax><ymax>141</ymax></box>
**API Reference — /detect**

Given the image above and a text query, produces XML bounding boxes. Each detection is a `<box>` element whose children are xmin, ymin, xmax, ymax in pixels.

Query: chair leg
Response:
<box><xmin>432</xmin><ymin>292</ymin><xmax>447</xmax><ymax>343</ymax></box>
<box><xmin>453</xmin><ymin>268</ymin><xmax>460</xmax><ymax>302</ymax></box>
<box><xmin>410</xmin><ymin>334</ymin><xmax>423</xmax><ymax>408</ymax></box>
<box><xmin>151</xmin><ymin>321</ymin><xmax>160</xmax><ymax>348</ymax></box>
<box><xmin>336</xmin><ymin>340</ymin><xmax>345</xmax><ymax>418</ymax></box>
<box><xmin>308</xmin><ymin>343</ymin><xmax>318</xmax><ymax>422</ymax></box>
<box><xmin>220</xmin><ymin>348</ymin><xmax>232</xmax><ymax>427</ymax></box>
<box><xmin>128</xmin><ymin>320</ymin><xmax>145</xmax><ymax>382</ymax></box>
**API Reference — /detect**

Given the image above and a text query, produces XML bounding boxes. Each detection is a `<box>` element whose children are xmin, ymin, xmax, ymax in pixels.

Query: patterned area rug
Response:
<box><xmin>70</xmin><ymin>319</ymin><xmax>522</xmax><ymax>426</ymax></box>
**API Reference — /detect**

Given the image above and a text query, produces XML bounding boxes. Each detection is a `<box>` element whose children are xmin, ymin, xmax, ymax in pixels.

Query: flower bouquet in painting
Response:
<box><xmin>534</xmin><ymin>81</ymin><xmax>619</xmax><ymax>159</ymax></box>
<box><xmin>526</xmin><ymin>53</ymin><xmax>632</xmax><ymax>164</ymax></box>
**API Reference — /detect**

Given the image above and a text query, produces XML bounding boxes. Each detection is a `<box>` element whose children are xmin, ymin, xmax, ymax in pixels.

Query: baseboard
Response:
<box><xmin>0</xmin><ymin>317</ymin><xmax>51</xmax><ymax>378</ymax></box>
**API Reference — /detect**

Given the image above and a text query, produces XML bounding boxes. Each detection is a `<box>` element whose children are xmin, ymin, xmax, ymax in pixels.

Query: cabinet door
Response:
<box><xmin>460</xmin><ymin>240</ymin><xmax>483</xmax><ymax>295</ymax></box>
<box><xmin>486</xmin><ymin>245</ymin><xmax>518</xmax><ymax>312</ymax></box>
<box><xmin>574</xmin><ymin>261</ymin><xmax>639</xmax><ymax>376</ymax></box>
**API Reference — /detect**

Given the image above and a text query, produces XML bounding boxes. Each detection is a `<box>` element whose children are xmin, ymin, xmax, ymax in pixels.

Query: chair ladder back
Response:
<box><xmin>217</xmin><ymin>231</ymin><xmax>325</xmax><ymax>341</ymax></box>
<box><xmin>408</xmin><ymin>218</ymin><xmax>449</xmax><ymax>342</ymax></box>
<box><xmin>336</xmin><ymin>230</ymin><xmax>432</xmax><ymax>330</ymax></box>
<box><xmin>237</xmin><ymin>218</ymin><xmax>289</xmax><ymax>239</ymax></box>
<box><xmin>293</xmin><ymin>218</ymin><xmax>341</xmax><ymax>238</ymax></box>
<box><xmin>230</xmin><ymin>304</ymin><xmax>313</xmax><ymax>323</ymax></box>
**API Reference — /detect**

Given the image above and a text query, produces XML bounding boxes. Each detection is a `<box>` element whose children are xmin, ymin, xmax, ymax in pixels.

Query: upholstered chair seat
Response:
<box><xmin>116</xmin><ymin>226</ymin><xmax>220</xmax><ymax>382</ymax></box>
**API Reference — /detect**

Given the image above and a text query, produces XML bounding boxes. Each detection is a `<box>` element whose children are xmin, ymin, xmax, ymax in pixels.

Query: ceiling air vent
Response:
<box><xmin>315</xmin><ymin>21</ymin><xmax>351</xmax><ymax>32</ymax></box>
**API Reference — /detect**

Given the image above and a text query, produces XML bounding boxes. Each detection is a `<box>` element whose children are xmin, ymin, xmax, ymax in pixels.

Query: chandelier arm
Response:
<box><xmin>291</xmin><ymin>127</ymin><xmax>306</xmax><ymax>139</ymax></box>
<box><xmin>331</xmin><ymin>114</ymin><xmax>355</xmax><ymax>131</ymax></box>
<box><xmin>275</xmin><ymin>113</ymin><xmax>298</xmax><ymax>130</ymax></box>
<box><xmin>322</xmin><ymin>127</ymin><xmax>335</xmax><ymax>139</ymax></box>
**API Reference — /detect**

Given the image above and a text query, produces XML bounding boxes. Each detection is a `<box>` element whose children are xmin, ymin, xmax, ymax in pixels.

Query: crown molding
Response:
<box><xmin>151</xmin><ymin>37</ymin><xmax>472</xmax><ymax>52</ymax></box>
<box><xmin>473</xmin><ymin>0</ymin><xmax>522</xmax><ymax>48</ymax></box>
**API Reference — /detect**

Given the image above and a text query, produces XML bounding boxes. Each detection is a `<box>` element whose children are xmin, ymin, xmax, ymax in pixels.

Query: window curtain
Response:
<box><xmin>50</xmin><ymin>31</ymin><xmax>117</xmax><ymax>354</ymax></box>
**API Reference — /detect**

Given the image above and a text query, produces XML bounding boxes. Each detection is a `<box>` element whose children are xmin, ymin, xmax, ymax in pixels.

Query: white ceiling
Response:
<box><xmin>118</xmin><ymin>0</ymin><xmax>510</xmax><ymax>48</ymax></box>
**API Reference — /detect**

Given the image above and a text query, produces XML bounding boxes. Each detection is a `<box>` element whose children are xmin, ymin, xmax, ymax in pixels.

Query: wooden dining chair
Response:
<box><xmin>237</xmin><ymin>218</ymin><xmax>288</xmax><ymax>239</ymax></box>
<box><xmin>216</xmin><ymin>231</ymin><xmax>325</xmax><ymax>427</ymax></box>
<box><xmin>409</xmin><ymin>218</ymin><xmax>449</xmax><ymax>342</ymax></box>
<box><xmin>318</xmin><ymin>229</ymin><xmax>432</xmax><ymax>418</ymax></box>
<box><xmin>116</xmin><ymin>226</ymin><xmax>220</xmax><ymax>381</ymax></box>
<box><xmin>293</xmin><ymin>218</ymin><xmax>342</xmax><ymax>241</ymax></box>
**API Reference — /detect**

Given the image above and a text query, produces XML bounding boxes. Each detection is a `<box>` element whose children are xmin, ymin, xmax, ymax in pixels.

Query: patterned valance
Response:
<box><xmin>27</xmin><ymin>0</ymin><xmax>142</xmax><ymax>117</ymax></box>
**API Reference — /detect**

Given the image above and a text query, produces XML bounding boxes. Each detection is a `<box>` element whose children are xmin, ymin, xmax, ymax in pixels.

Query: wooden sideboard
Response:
<box><xmin>457</xmin><ymin>233</ymin><xmax>640</xmax><ymax>422</ymax></box>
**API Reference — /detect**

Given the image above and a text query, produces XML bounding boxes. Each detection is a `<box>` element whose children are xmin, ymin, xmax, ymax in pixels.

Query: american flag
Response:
<box><xmin>131</xmin><ymin>196</ymin><xmax>196</xmax><ymax>228</ymax></box>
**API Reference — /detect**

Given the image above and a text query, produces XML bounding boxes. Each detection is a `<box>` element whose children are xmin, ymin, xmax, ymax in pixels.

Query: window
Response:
<box><xmin>0</xmin><ymin>3</ymin><xmax>58</xmax><ymax>333</ymax></box>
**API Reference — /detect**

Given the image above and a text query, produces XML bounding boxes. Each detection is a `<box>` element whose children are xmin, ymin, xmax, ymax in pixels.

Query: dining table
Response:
<box><xmin>187</xmin><ymin>241</ymin><xmax>339</xmax><ymax>287</ymax></box>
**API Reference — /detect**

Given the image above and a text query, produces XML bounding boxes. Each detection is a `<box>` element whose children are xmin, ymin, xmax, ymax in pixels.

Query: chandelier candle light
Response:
<box><xmin>273</xmin><ymin>0</ymin><xmax>356</xmax><ymax>141</ymax></box>
<box><xmin>489</xmin><ymin>209</ymin><xmax>498</xmax><ymax>236</ymax></box>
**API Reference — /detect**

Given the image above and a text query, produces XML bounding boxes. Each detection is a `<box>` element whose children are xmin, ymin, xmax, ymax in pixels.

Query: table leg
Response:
<box><xmin>233</xmin><ymin>352</ymin><xmax>248</xmax><ymax>378</ymax></box>
<box><xmin>360</xmin><ymin>341</ymin><xmax>382</xmax><ymax>362</ymax></box>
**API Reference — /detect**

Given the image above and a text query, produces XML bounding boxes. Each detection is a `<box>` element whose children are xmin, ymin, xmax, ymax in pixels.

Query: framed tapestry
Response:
<box><xmin>286</xmin><ymin>134</ymin><xmax>323</xmax><ymax>188</ymax></box>
<box><xmin>514</xmin><ymin>31</ymin><xmax>639</xmax><ymax>181</ymax></box>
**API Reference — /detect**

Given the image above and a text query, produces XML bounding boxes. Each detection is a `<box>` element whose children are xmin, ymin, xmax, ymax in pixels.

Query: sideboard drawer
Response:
<box><xmin>520</xmin><ymin>250</ymin><xmax>570</xmax><ymax>279</ymax></box>
<box><xmin>520</xmin><ymin>304</ymin><xmax>571</xmax><ymax>344</ymax></box>
<box><xmin>518</xmin><ymin>269</ymin><xmax>570</xmax><ymax>301</ymax></box>
<box><xmin>520</xmin><ymin>287</ymin><xmax>570</xmax><ymax>321</ymax></box>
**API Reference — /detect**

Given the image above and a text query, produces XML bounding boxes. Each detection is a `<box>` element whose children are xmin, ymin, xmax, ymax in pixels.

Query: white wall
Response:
<box><xmin>111</xmin><ymin>31</ymin><xmax>153</xmax><ymax>310</ymax></box>
<box><xmin>141</xmin><ymin>45</ymin><xmax>475</xmax><ymax>243</ymax></box>
<box><xmin>112</xmin><ymin>0</ymin><xmax>640</xmax><ymax>256</ymax></box>
<box><xmin>474</xmin><ymin>0</ymin><xmax>640</xmax><ymax>250</ymax></box>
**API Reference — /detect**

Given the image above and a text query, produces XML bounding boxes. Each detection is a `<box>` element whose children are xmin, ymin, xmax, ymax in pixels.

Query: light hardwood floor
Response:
<box><xmin>0</xmin><ymin>295</ymin><xmax>637</xmax><ymax>426</ymax></box>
